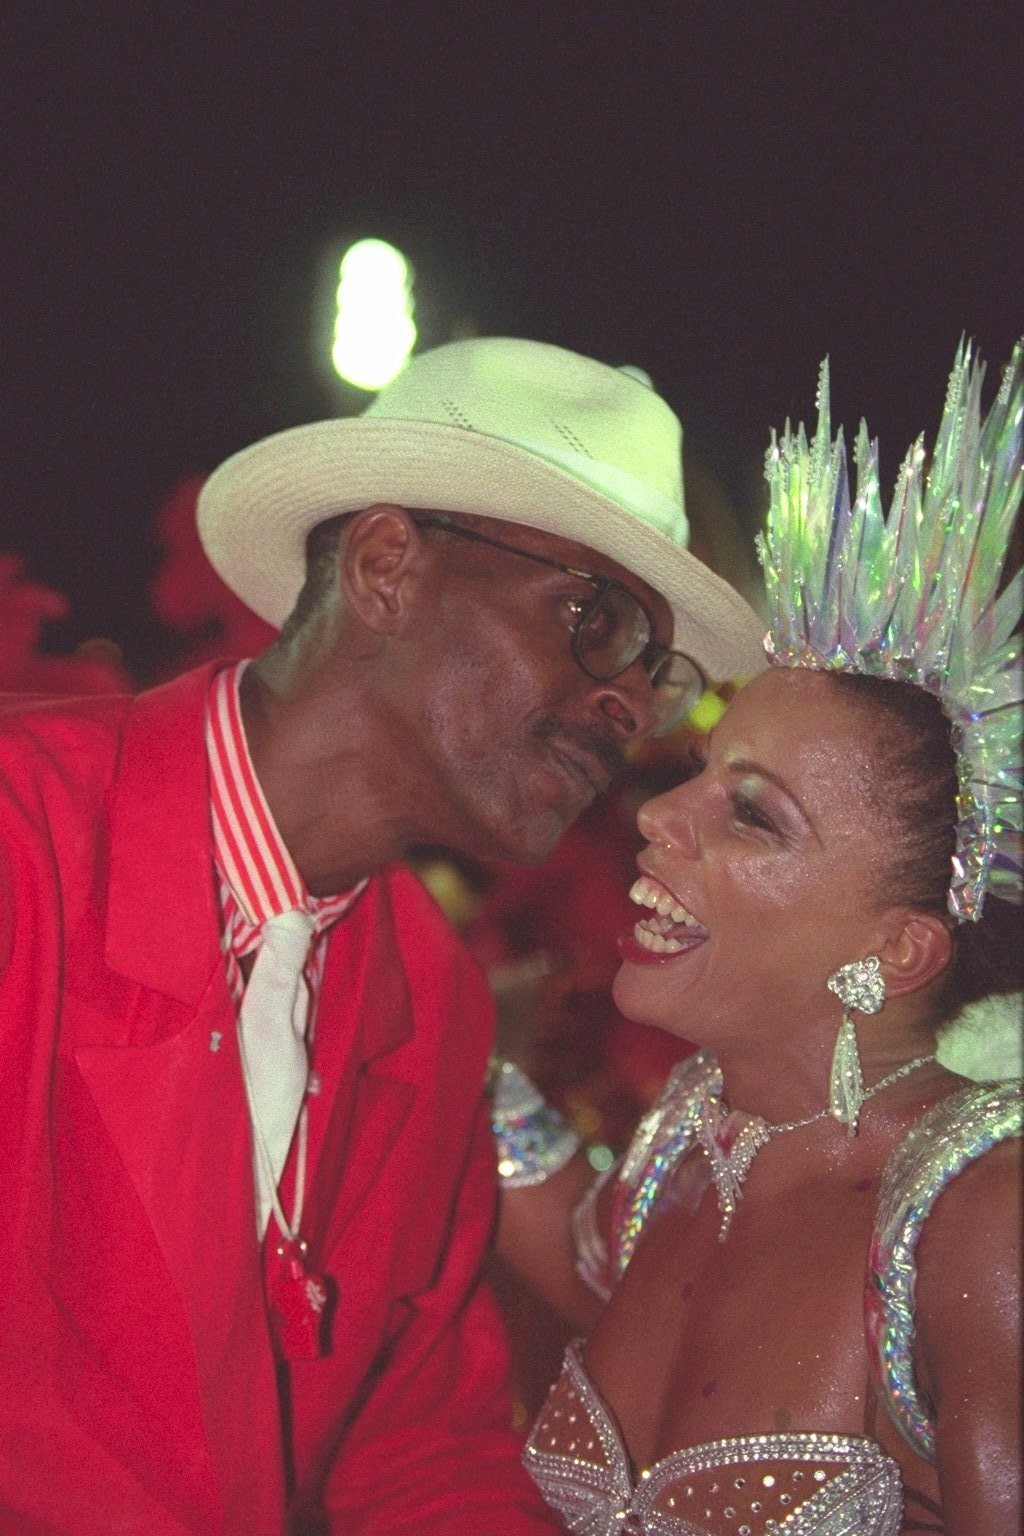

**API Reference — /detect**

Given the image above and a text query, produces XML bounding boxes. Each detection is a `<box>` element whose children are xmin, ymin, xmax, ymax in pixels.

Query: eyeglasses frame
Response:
<box><xmin>411</xmin><ymin>514</ymin><xmax>705</xmax><ymax>708</ymax></box>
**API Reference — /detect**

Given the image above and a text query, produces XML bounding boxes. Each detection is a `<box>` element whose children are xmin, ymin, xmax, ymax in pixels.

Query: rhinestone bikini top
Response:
<box><xmin>525</xmin><ymin>1341</ymin><xmax>903</xmax><ymax>1536</ymax></box>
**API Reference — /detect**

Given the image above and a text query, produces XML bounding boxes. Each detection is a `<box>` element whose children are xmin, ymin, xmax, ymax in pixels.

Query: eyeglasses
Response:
<box><xmin>414</xmin><ymin>516</ymin><xmax>705</xmax><ymax>735</ymax></box>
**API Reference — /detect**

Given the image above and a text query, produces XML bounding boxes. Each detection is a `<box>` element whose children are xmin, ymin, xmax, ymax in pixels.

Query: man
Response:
<box><xmin>0</xmin><ymin>338</ymin><xmax>764</xmax><ymax>1533</ymax></box>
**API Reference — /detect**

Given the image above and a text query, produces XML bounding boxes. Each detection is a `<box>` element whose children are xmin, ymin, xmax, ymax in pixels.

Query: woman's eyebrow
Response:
<box><xmin>725</xmin><ymin>756</ymin><xmax>817</xmax><ymax>836</ymax></box>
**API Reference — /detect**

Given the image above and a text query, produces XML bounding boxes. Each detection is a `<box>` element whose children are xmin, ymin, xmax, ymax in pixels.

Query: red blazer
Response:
<box><xmin>0</xmin><ymin>667</ymin><xmax>555</xmax><ymax>1534</ymax></box>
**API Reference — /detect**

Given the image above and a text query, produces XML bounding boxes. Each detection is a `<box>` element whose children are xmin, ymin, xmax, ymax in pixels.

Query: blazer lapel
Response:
<box><xmin>105</xmin><ymin>664</ymin><xmax>224</xmax><ymax>1004</ymax></box>
<box><xmin>73</xmin><ymin>665</ymin><xmax>284</xmax><ymax>1499</ymax></box>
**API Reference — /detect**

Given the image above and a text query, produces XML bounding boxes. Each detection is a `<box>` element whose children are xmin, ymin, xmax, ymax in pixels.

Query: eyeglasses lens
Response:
<box><xmin>647</xmin><ymin>656</ymin><xmax>705</xmax><ymax>736</ymax></box>
<box><xmin>575</xmin><ymin>588</ymin><xmax>704</xmax><ymax>736</ymax></box>
<box><xmin>574</xmin><ymin>586</ymin><xmax>649</xmax><ymax>678</ymax></box>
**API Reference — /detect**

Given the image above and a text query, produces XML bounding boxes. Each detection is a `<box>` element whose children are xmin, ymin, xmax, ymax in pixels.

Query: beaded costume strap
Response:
<box><xmin>610</xmin><ymin>1049</ymin><xmax>721</xmax><ymax>1277</ymax></box>
<box><xmin>866</xmin><ymin>1078</ymin><xmax>1023</xmax><ymax>1460</ymax></box>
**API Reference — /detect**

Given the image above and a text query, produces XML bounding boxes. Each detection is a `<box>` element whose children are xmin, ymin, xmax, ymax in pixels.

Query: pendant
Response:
<box><xmin>269</xmin><ymin>1239</ymin><xmax>332</xmax><ymax>1359</ymax></box>
<box><xmin>697</xmin><ymin>1101</ymin><xmax>771</xmax><ymax>1241</ymax></box>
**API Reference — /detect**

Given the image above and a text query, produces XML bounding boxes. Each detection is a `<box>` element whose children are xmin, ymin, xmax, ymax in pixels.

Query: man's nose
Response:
<box><xmin>591</xmin><ymin>663</ymin><xmax>658</xmax><ymax>740</ymax></box>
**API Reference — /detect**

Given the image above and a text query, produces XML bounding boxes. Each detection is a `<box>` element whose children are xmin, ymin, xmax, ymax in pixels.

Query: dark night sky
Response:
<box><xmin>3</xmin><ymin>3</ymin><xmax>1021</xmax><ymax>673</ymax></box>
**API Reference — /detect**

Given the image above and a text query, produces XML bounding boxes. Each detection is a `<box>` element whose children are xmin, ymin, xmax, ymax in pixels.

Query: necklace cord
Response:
<box><xmin>764</xmin><ymin>1053</ymin><xmax>936</xmax><ymax>1134</ymax></box>
<box><xmin>701</xmin><ymin>1053</ymin><xmax>936</xmax><ymax>1240</ymax></box>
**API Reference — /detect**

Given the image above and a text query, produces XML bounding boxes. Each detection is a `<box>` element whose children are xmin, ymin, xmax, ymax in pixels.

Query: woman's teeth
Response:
<box><xmin>628</xmin><ymin>876</ymin><xmax>705</xmax><ymax>955</ymax></box>
<box><xmin>629</xmin><ymin>876</ymin><xmax>701</xmax><ymax>927</ymax></box>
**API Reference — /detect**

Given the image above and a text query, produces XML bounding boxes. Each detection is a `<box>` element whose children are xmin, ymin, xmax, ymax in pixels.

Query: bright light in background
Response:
<box><xmin>687</xmin><ymin>688</ymin><xmax>727</xmax><ymax>732</ymax></box>
<box><xmin>331</xmin><ymin>239</ymin><xmax>417</xmax><ymax>391</ymax></box>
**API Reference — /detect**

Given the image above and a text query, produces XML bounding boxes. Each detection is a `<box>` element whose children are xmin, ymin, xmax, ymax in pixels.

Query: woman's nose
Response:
<box><xmin>636</xmin><ymin>782</ymin><xmax>700</xmax><ymax>855</ymax></box>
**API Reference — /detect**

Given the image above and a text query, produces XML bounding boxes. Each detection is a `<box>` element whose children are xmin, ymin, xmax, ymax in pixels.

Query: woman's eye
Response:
<box><xmin>731</xmin><ymin>792</ymin><xmax>777</xmax><ymax>834</ymax></box>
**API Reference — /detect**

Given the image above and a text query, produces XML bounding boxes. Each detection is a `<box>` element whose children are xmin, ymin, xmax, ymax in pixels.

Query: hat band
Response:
<box><xmin>490</xmin><ymin>432</ymin><xmax>689</xmax><ymax>548</ymax></box>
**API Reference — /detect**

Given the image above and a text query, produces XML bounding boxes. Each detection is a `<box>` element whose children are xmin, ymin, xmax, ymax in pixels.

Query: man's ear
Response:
<box><xmin>875</xmin><ymin>908</ymin><xmax>954</xmax><ymax>998</ymax></box>
<box><xmin>339</xmin><ymin>504</ymin><xmax>429</xmax><ymax>632</ymax></box>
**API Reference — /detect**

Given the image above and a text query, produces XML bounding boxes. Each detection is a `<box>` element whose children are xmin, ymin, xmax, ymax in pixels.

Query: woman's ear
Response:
<box><xmin>340</xmin><ymin>504</ymin><xmax>428</xmax><ymax>631</ymax></box>
<box><xmin>876</xmin><ymin>908</ymin><xmax>954</xmax><ymax>998</ymax></box>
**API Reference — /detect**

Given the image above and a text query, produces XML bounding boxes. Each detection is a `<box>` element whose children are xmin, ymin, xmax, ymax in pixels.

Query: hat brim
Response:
<box><xmin>198</xmin><ymin>417</ymin><xmax>767</xmax><ymax>684</ymax></box>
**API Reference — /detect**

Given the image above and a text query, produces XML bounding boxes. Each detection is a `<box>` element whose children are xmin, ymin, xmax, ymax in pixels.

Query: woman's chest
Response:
<box><xmin>588</xmin><ymin>1172</ymin><xmax>882</xmax><ymax>1465</ymax></box>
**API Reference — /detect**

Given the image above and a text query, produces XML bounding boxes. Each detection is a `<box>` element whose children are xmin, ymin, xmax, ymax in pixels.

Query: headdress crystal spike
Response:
<box><xmin>757</xmin><ymin>339</ymin><xmax>1023</xmax><ymax>922</ymax></box>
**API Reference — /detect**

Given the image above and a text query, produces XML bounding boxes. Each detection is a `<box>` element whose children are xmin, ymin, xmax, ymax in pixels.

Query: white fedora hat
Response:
<box><xmin>197</xmin><ymin>337</ymin><xmax>766</xmax><ymax>684</ymax></box>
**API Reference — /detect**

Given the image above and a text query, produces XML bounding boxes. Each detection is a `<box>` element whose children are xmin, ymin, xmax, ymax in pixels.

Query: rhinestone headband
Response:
<box><xmin>757</xmin><ymin>339</ymin><xmax>1023</xmax><ymax>921</ymax></box>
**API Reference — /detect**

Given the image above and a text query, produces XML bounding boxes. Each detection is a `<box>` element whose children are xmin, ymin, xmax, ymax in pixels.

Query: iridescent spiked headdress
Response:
<box><xmin>757</xmin><ymin>340</ymin><xmax>1023</xmax><ymax>921</ymax></box>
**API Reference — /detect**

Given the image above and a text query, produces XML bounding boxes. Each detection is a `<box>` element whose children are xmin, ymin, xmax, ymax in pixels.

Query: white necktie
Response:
<box><xmin>237</xmin><ymin>907</ymin><xmax>316</xmax><ymax>1237</ymax></box>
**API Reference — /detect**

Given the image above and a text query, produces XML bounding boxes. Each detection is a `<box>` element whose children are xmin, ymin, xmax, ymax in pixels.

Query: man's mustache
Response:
<box><xmin>533</xmin><ymin>715</ymin><xmax>627</xmax><ymax>787</ymax></box>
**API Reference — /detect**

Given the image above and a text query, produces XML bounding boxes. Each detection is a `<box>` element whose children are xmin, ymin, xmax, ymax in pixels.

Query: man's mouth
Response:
<box><xmin>537</xmin><ymin>718</ymin><xmax>624</xmax><ymax>799</ymax></box>
<box><xmin>548</xmin><ymin>747</ymin><xmax>605</xmax><ymax>798</ymax></box>
<box><xmin>627</xmin><ymin>874</ymin><xmax>709</xmax><ymax>954</ymax></box>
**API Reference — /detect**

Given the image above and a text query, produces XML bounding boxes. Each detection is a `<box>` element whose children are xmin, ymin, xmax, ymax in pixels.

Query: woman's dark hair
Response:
<box><xmin>828</xmin><ymin>672</ymin><xmax>958</xmax><ymax>915</ymax></box>
<box><xmin>827</xmin><ymin>671</ymin><xmax>1022</xmax><ymax>1016</ymax></box>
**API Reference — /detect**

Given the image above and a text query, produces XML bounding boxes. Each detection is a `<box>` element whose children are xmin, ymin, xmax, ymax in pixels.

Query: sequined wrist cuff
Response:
<box><xmin>490</xmin><ymin>1058</ymin><xmax>582</xmax><ymax>1188</ymax></box>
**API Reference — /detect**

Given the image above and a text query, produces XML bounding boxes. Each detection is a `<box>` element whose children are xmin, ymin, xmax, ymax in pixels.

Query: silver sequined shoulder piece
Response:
<box><xmin>866</xmin><ymin>1078</ymin><xmax>1023</xmax><ymax>1460</ymax></box>
<box><xmin>525</xmin><ymin>1342</ymin><xmax>904</xmax><ymax>1535</ymax></box>
<box><xmin>611</xmin><ymin>1049</ymin><xmax>722</xmax><ymax>1277</ymax></box>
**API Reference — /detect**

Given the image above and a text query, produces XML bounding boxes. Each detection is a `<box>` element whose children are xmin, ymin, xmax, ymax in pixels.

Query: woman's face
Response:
<box><xmin>612</xmin><ymin>667</ymin><xmax>901</xmax><ymax>1045</ymax></box>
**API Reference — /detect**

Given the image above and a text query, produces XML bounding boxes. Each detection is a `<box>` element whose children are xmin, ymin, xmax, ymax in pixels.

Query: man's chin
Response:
<box><xmin>489</xmin><ymin>805</ymin><xmax>572</xmax><ymax>867</ymax></box>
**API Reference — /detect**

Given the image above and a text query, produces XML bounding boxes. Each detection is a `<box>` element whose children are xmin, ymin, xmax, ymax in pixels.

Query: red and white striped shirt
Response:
<box><xmin>206</xmin><ymin>662</ymin><xmax>365</xmax><ymax>1018</ymax></box>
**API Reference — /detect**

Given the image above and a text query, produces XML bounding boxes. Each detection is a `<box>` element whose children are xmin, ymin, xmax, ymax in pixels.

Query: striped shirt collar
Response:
<box><xmin>207</xmin><ymin>662</ymin><xmax>365</xmax><ymax>950</ymax></box>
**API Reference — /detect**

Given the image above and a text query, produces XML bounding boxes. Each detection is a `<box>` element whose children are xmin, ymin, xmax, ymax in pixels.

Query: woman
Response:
<box><xmin>515</xmin><ymin>342</ymin><xmax>1022</xmax><ymax>1534</ymax></box>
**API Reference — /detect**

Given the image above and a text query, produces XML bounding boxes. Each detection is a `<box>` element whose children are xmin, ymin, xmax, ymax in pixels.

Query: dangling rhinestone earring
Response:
<box><xmin>826</xmin><ymin>956</ymin><xmax>886</xmax><ymax>1134</ymax></box>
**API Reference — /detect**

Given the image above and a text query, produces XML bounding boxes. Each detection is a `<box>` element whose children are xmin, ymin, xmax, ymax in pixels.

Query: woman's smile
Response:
<box><xmin>619</xmin><ymin>872</ymin><xmax>709</xmax><ymax>960</ymax></box>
